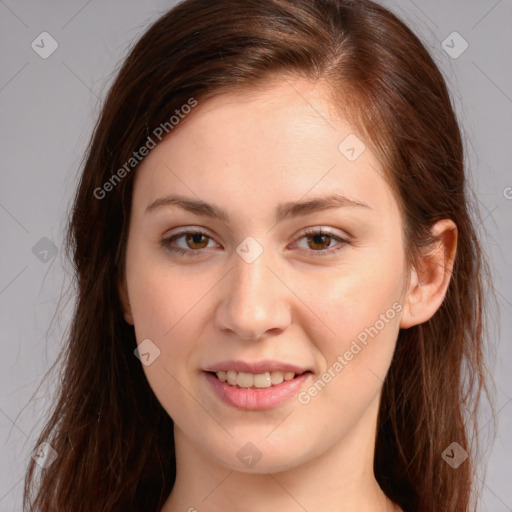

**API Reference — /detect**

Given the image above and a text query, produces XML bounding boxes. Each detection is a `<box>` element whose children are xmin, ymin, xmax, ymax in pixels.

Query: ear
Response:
<box><xmin>400</xmin><ymin>219</ymin><xmax>458</xmax><ymax>329</ymax></box>
<box><xmin>117</xmin><ymin>274</ymin><xmax>134</xmax><ymax>325</ymax></box>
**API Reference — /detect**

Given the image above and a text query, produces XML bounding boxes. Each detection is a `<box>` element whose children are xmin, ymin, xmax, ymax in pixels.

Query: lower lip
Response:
<box><xmin>204</xmin><ymin>371</ymin><xmax>311</xmax><ymax>410</ymax></box>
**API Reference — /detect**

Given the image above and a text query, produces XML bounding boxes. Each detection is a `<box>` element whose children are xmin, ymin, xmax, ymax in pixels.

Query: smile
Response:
<box><xmin>204</xmin><ymin>371</ymin><xmax>312</xmax><ymax>410</ymax></box>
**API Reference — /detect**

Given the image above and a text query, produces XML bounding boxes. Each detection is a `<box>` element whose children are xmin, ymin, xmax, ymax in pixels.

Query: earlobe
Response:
<box><xmin>117</xmin><ymin>276</ymin><xmax>134</xmax><ymax>325</ymax></box>
<box><xmin>400</xmin><ymin>219</ymin><xmax>458</xmax><ymax>329</ymax></box>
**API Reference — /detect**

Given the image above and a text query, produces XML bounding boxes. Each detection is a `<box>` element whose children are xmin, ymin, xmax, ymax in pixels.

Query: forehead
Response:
<box><xmin>132</xmin><ymin>78</ymin><xmax>397</xmax><ymax>220</ymax></box>
<box><xmin>164</xmin><ymin>79</ymin><xmax>347</xmax><ymax>163</ymax></box>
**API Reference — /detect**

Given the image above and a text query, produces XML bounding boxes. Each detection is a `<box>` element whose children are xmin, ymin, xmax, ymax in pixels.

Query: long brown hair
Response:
<box><xmin>23</xmin><ymin>0</ymin><xmax>495</xmax><ymax>510</ymax></box>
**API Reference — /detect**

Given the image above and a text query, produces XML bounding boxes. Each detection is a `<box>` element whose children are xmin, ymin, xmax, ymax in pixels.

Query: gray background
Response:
<box><xmin>0</xmin><ymin>0</ymin><xmax>510</xmax><ymax>510</ymax></box>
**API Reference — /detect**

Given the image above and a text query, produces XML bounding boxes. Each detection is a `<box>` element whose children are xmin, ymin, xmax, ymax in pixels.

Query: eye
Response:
<box><xmin>293</xmin><ymin>228</ymin><xmax>349</xmax><ymax>256</ymax></box>
<box><xmin>161</xmin><ymin>228</ymin><xmax>220</xmax><ymax>256</ymax></box>
<box><xmin>161</xmin><ymin>227</ymin><xmax>349</xmax><ymax>257</ymax></box>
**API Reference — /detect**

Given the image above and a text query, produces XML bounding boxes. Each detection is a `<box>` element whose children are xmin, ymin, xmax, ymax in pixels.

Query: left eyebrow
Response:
<box><xmin>276</xmin><ymin>194</ymin><xmax>372</xmax><ymax>222</ymax></box>
<box><xmin>145</xmin><ymin>193</ymin><xmax>372</xmax><ymax>223</ymax></box>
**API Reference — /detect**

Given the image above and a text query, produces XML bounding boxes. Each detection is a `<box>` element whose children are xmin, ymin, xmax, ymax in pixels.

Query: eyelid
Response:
<box><xmin>163</xmin><ymin>225</ymin><xmax>218</xmax><ymax>241</ymax></box>
<box><xmin>293</xmin><ymin>226</ymin><xmax>349</xmax><ymax>241</ymax></box>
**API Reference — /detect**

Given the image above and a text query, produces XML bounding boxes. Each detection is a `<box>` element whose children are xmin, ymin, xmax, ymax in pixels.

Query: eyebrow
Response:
<box><xmin>145</xmin><ymin>193</ymin><xmax>372</xmax><ymax>222</ymax></box>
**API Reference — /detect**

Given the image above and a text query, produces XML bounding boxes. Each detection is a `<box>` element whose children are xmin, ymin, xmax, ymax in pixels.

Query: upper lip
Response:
<box><xmin>204</xmin><ymin>359</ymin><xmax>311</xmax><ymax>374</ymax></box>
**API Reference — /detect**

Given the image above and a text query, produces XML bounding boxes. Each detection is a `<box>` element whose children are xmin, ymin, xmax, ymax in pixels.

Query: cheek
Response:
<box><xmin>126</xmin><ymin>260</ymin><xmax>210</xmax><ymax>417</ymax></box>
<box><xmin>125</xmin><ymin>239</ymin><xmax>210</xmax><ymax>339</ymax></box>
<box><xmin>294</xmin><ymin>282</ymin><xmax>401</xmax><ymax>434</ymax></box>
<box><xmin>299</xmin><ymin>242</ymin><xmax>404</xmax><ymax>394</ymax></box>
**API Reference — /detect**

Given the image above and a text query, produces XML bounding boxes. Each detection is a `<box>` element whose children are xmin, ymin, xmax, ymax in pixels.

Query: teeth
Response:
<box><xmin>226</xmin><ymin>370</ymin><xmax>237</xmax><ymax>386</ymax></box>
<box><xmin>215</xmin><ymin>370</ymin><xmax>297</xmax><ymax>388</ymax></box>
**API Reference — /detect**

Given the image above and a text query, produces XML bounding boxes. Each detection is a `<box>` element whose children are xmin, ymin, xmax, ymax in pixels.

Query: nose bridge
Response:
<box><xmin>234</xmin><ymin>246</ymin><xmax>271</xmax><ymax>299</ymax></box>
<box><xmin>215</xmin><ymin>239</ymin><xmax>291</xmax><ymax>339</ymax></box>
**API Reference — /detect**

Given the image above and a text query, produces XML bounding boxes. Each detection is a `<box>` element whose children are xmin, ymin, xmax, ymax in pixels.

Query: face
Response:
<box><xmin>120</xmin><ymin>77</ymin><xmax>411</xmax><ymax>473</ymax></box>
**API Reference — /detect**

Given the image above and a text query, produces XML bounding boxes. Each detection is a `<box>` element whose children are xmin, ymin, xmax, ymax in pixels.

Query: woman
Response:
<box><xmin>24</xmin><ymin>0</ymin><xmax>494</xmax><ymax>511</ymax></box>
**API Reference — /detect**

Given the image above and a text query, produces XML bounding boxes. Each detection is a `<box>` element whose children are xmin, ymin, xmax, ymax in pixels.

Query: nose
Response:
<box><xmin>214</xmin><ymin>244</ymin><xmax>292</xmax><ymax>341</ymax></box>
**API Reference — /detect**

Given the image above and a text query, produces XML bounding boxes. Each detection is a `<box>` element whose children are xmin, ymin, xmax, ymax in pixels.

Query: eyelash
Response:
<box><xmin>160</xmin><ymin>227</ymin><xmax>349</xmax><ymax>258</ymax></box>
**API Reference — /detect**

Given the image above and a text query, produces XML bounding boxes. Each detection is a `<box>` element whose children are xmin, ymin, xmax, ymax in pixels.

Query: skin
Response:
<box><xmin>118</xmin><ymin>77</ymin><xmax>457</xmax><ymax>512</ymax></box>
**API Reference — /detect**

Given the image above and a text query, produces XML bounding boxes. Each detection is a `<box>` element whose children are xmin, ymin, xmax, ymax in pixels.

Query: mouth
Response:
<box><xmin>203</xmin><ymin>370</ymin><xmax>313</xmax><ymax>410</ymax></box>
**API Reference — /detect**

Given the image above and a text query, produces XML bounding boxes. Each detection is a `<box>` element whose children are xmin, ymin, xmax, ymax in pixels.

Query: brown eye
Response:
<box><xmin>185</xmin><ymin>233</ymin><xmax>210</xmax><ymax>250</ymax></box>
<box><xmin>306</xmin><ymin>233</ymin><xmax>332</xmax><ymax>251</ymax></box>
